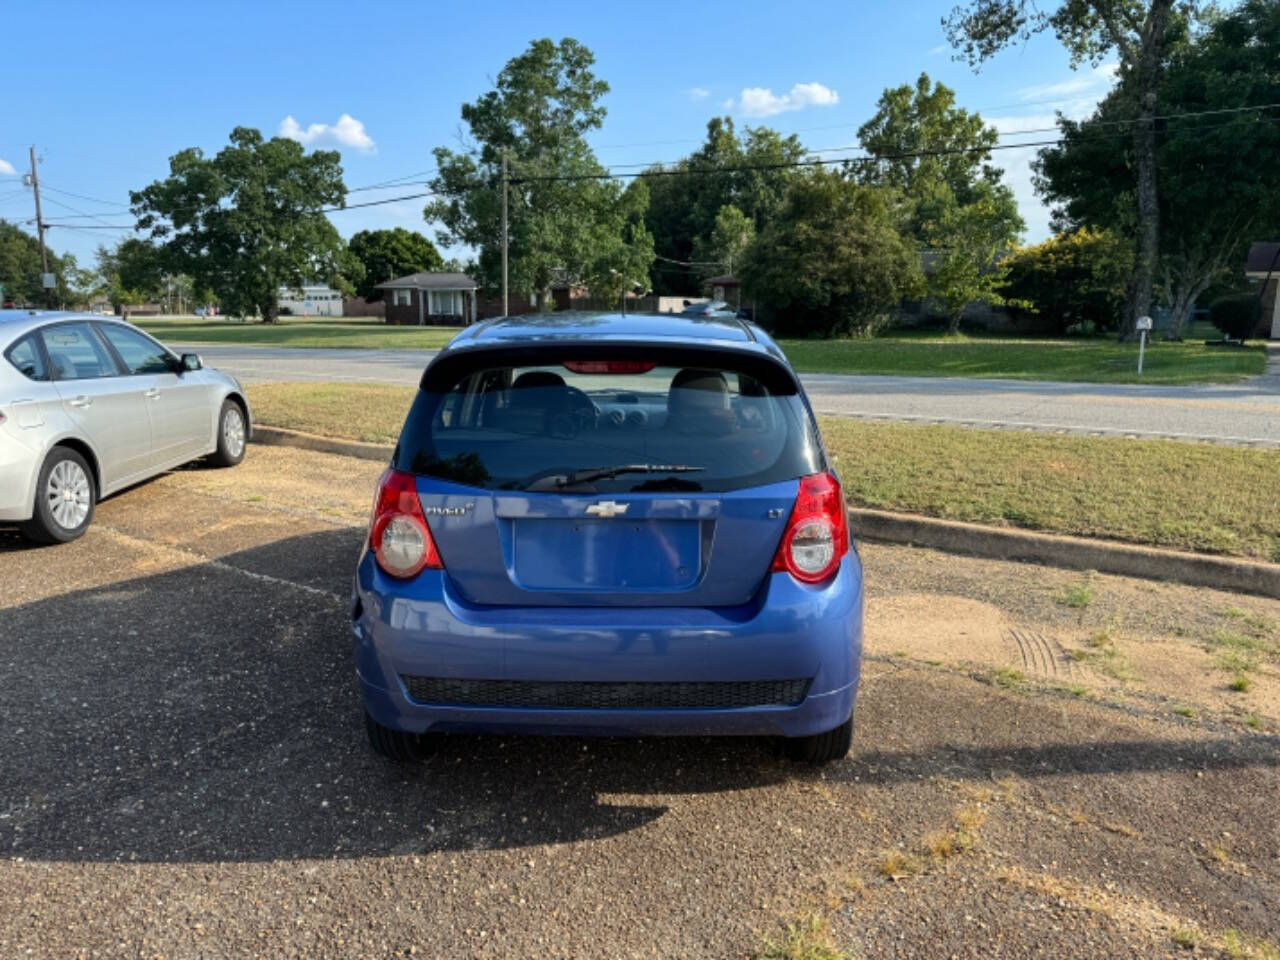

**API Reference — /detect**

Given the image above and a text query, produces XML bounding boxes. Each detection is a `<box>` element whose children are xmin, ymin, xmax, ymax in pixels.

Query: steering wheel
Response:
<box><xmin>549</xmin><ymin>387</ymin><xmax>598</xmax><ymax>438</ymax></box>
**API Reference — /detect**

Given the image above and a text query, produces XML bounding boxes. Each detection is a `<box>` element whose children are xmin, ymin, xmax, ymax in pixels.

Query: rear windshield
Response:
<box><xmin>394</xmin><ymin>356</ymin><xmax>822</xmax><ymax>493</ymax></box>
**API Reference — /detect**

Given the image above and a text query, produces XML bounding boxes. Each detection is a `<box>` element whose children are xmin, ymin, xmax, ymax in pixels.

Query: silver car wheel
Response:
<box><xmin>222</xmin><ymin>406</ymin><xmax>246</xmax><ymax>458</ymax></box>
<box><xmin>47</xmin><ymin>459</ymin><xmax>91</xmax><ymax>530</ymax></box>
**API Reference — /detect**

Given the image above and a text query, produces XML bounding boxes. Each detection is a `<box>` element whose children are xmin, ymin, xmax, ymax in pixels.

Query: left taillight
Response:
<box><xmin>369</xmin><ymin>468</ymin><xmax>442</xmax><ymax>578</ymax></box>
<box><xmin>771</xmin><ymin>471</ymin><xmax>849</xmax><ymax>584</ymax></box>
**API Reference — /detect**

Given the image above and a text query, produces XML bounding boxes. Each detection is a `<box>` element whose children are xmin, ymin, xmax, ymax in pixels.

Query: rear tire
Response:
<box><xmin>786</xmin><ymin>714</ymin><xmax>853</xmax><ymax>765</ymax></box>
<box><xmin>365</xmin><ymin>711</ymin><xmax>435</xmax><ymax>763</ymax></box>
<box><xmin>208</xmin><ymin>399</ymin><xmax>247</xmax><ymax>468</ymax></box>
<box><xmin>20</xmin><ymin>447</ymin><xmax>96</xmax><ymax>545</ymax></box>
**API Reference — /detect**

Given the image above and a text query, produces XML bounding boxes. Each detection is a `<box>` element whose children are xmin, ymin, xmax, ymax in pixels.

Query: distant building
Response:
<box><xmin>1245</xmin><ymin>242</ymin><xmax>1280</xmax><ymax>339</ymax></box>
<box><xmin>278</xmin><ymin>285</ymin><xmax>344</xmax><ymax>317</ymax></box>
<box><xmin>374</xmin><ymin>272</ymin><xmax>479</xmax><ymax>325</ymax></box>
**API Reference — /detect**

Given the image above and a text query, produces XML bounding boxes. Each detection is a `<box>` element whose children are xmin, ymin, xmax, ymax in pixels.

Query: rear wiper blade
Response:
<box><xmin>528</xmin><ymin>464</ymin><xmax>705</xmax><ymax>491</ymax></box>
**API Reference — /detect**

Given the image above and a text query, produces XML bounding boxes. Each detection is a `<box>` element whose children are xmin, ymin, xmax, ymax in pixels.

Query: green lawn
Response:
<box><xmin>138</xmin><ymin>315</ymin><xmax>1266</xmax><ymax>384</ymax></box>
<box><xmin>136</xmin><ymin>315</ymin><xmax>462</xmax><ymax>350</ymax></box>
<box><xmin>777</xmin><ymin>329</ymin><xmax>1266</xmax><ymax>385</ymax></box>
<box><xmin>245</xmin><ymin>381</ymin><xmax>1280</xmax><ymax>562</ymax></box>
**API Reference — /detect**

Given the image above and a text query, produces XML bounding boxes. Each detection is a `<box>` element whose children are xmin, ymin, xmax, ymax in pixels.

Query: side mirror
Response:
<box><xmin>179</xmin><ymin>352</ymin><xmax>203</xmax><ymax>372</ymax></box>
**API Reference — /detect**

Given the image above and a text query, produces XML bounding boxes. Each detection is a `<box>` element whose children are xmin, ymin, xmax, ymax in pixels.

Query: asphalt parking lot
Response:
<box><xmin>3</xmin><ymin>445</ymin><xmax>1279</xmax><ymax>959</ymax></box>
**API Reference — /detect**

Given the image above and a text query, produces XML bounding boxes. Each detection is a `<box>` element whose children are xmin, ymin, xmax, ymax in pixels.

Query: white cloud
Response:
<box><xmin>928</xmin><ymin>43</ymin><xmax>949</xmax><ymax>56</ymax></box>
<box><xmin>728</xmin><ymin>82</ymin><xmax>840</xmax><ymax>118</ymax></box>
<box><xmin>278</xmin><ymin>113</ymin><xmax>376</xmax><ymax>152</ymax></box>
<box><xmin>1015</xmin><ymin>63</ymin><xmax>1118</xmax><ymax>104</ymax></box>
<box><xmin>688</xmin><ymin>87</ymin><xmax>709</xmax><ymax>101</ymax></box>
<box><xmin>0</xmin><ymin>158</ymin><xmax>15</xmax><ymax>175</ymax></box>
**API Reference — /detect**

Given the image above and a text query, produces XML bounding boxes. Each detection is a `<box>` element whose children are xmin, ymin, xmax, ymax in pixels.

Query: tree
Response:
<box><xmin>347</xmin><ymin>228</ymin><xmax>443</xmax><ymax>301</ymax></box>
<box><xmin>1035</xmin><ymin>0</ymin><xmax>1280</xmax><ymax>338</ymax></box>
<box><xmin>643</xmin><ymin>118</ymin><xmax>807</xmax><ymax>294</ymax></box>
<box><xmin>944</xmin><ymin>0</ymin><xmax>1192</xmax><ymax>339</ymax></box>
<box><xmin>691</xmin><ymin>204</ymin><xmax>756</xmax><ymax>278</ymax></box>
<box><xmin>0</xmin><ymin>220</ymin><xmax>54</xmax><ymax>305</ymax></box>
<box><xmin>1002</xmin><ymin>227</ymin><xmax>1131</xmax><ymax>334</ymax></box>
<box><xmin>742</xmin><ymin>170</ymin><xmax>922</xmax><ymax>338</ymax></box>
<box><xmin>854</xmin><ymin>72</ymin><xmax>1008</xmax><ymax>240</ymax></box>
<box><xmin>131</xmin><ymin>127</ymin><xmax>349</xmax><ymax>323</ymax></box>
<box><xmin>426</xmin><ymin>38</ymin><xmax>652</xmax><ymax>308</ymax></box>
<box><xmin>583</xmin><ymin>179</ymin><xmax>656</xmax><ymax>306</ymax></box>
<box><xmin>925</xmin><ymin>182</ymin><xmax>1025</xmax><ymax>333</ymax></box>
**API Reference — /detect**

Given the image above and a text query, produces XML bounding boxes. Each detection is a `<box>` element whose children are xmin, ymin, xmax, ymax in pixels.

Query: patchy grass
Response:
<box><xmin>1070</xmin><ymin>628</ymin><xmax>1138</xmax><ymax>683</ymax></box>
<box><xmin>777</xmin><ymin>330</ymin><xmax>1265</xmax><ymax>384</ymax></box>
<box><xmin>243</xmin><ymin>381</ymin><xmax>1280</xmax><ymax>560</ymax></box>
<box><xmin>138</xmin><ymin>315</ymin><xmax>462</xmax><ymax>350</ymax></box>
<box><xmin>1173</xmin><ymin>705</ymin><xmax>1199</xmax><ymax>719</ymax></box>
<box><xmin>1059</xmin><ymin>584</ymin><xmax>1094</xmax><ymax>609</ymax></box>
<box><xmin>989</xmin><ymin>666</ymin><xmax>1029</xmax><ymax>690</ymax></box>
<box><xmin>755</xmin><ymin>914</ymin><xmax>852</xmax><ymax>960</ymax></box>
<box><xmin>875</xmin><ymin>849</ymin><xmax>922</xmax><ymax>879</ymax></box>
<box><xmin>1171</xmin><ymin>926</ymin><xmax>1200</xmax><ymax>950</ymax></box>
<box><xmin>1229</xmin><ymin>675</ymin><xmax>1254</xmax><ymax>693</ymax></box>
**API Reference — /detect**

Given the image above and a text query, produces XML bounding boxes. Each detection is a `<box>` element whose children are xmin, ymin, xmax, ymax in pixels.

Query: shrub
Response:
<box><xmin>1209</xmin><ymin>294</ymin><xmax>1260</xmax><ymax>341</ymax></box>
<box><xmin>1001</xmin><ymin>228</ymin><xmax>1130</xmax><ymax>335</ymax></box>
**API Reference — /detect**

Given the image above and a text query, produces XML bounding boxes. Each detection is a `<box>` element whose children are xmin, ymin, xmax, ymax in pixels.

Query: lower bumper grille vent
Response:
<box><xmin>399</xmin><ymin>676</ymin><xmax>811</xmax><ymax>710</ymax></box>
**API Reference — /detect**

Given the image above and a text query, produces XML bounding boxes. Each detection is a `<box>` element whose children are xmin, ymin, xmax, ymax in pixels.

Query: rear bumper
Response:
<box><xmin>352</xmin><ymin>550</ymin><xmax>863</xmax><ymax>738</ymax></box>
<box><xmin>0</xmin><ymin>431</ymin><xmax>40</xmax><ymax>521</ymax></box>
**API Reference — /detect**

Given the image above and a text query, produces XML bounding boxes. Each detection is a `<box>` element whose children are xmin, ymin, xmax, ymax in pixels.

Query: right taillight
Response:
<box><xmin>369</xmin><ymin>468</ymin><xmax>442</xmax><ymax>578</ymax></box>
<box><xmin>771</xmin><ymin>472</ymin><xmax>848</xmax><ymax>584</ymax></box>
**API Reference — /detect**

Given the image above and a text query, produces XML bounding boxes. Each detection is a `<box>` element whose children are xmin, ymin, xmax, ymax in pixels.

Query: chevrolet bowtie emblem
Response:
<box><xmin>585</xmin><ymin>500</ymin><xmax>629</xmax><ymax>518</ymax></box>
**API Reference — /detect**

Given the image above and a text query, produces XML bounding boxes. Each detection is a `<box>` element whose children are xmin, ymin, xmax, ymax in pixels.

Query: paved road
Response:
<box><xmin>183</xmin><ymin>342</ymin><xmax>1280</xmax><ymax>447</ymax></box>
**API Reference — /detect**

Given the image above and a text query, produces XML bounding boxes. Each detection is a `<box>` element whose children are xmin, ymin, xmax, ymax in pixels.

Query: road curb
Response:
<box><xmin>252</xmin><ymin>424</ymin><xmax>395</xmax><ymax>462</ymax></box>
<box><xmin>849</xmin><ymin>508</ymin><xmax>1280</xmax><ymax>600</ymax></box>
<box><xmin>250</xmin><ymin>425</ymin><xmax>1280</xmax><ymax>599</ymax></box>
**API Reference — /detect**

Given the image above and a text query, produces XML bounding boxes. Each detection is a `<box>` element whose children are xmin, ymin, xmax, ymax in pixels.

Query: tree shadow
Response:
<box><xmin>0</xmin><ymin>527</ymin><xmax>787</xmax><ymax>864</ymax></box>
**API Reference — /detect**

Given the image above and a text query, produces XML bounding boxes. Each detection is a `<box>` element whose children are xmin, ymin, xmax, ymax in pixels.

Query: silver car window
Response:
<box><xmin>4</xmin><ymin>333</ymin><xmax>49</xmax><ymax>381</ymax></box>
<box><xmin>97</xmin><ymin>324</ymin><xmax>172</xmax><ymax>375</ymax></box>
<box><xmin>39</xmin><ymin>322</ymin><xmax>118</xmax><ymax>381</ymax></box>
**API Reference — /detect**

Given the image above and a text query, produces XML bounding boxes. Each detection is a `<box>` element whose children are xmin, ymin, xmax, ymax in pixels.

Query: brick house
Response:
<box><xmin>374</xmin><ymin>272</ymin><xmax>479</xmax><ymax>325</ymax></box>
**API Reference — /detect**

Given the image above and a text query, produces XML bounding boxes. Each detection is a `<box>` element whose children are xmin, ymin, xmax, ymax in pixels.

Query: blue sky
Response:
<box><xmin>0</xmin><ymin>0</ymin><xmax>1120</xmax><ymax>269</ymax></box>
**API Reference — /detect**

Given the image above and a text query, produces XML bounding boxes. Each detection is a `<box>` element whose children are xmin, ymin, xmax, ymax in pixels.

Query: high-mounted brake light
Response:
<box><xmin>369</xmin><ymin>468</ymin><xmax>442</xmax><ymax>578</ymax></box>
<box><xmin>771</xmin><ymin>472</ymin><xmax>848</xmax><ymax>584</ymax></box>
<box><xmin>562</xmin><ymin>360</ymin><xmax>657</xmax><ymax>375</ymax></box>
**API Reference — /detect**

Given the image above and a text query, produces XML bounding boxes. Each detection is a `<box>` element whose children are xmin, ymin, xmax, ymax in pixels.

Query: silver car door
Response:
<box><xmin>41</xmin><ymin>321</ymin><xmax>154</xmax><ymax>490</ymax></box>
<box><xmin>96</xmin><ymin>322</ymin><xmax>212</xmax><ymax>465</ymax></box>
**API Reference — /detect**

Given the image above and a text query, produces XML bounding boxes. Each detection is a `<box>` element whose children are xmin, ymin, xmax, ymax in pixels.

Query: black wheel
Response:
<box><xmin>365</xmin><ymin>711</ymin><xmax>435</xmax><ymax>763</ymax></box>
<box><xmin>208</xmin><ymin>399</ymin><xmax>247</xmax><ymax>468</ymax></box>
<box><xmin>20</xmin><ymin>447</ymin><xmax>96</xmax><ymax>545</ymax></box>
<box><xmin>785</xmin><ymin>715</ymin><xmax>853</xmax><ymax>765</ymax></box>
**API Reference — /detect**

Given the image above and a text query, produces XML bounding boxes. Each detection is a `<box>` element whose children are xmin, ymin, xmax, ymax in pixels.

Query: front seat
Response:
<box><xmin>666</xmin><ymin>368</ymin><xmax>735</xmax><ymax>436</ymax></box>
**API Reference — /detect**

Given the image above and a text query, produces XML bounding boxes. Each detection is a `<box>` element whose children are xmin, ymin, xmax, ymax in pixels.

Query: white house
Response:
<box><xmin>278</xmin><ymin>285</ymin><xmax>345</xmax><ymax>317</ymax></box>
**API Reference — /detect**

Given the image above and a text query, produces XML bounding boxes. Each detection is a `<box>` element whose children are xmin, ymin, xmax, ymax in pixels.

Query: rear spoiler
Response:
<box><xmin>418</xmin><ymin>341</ymin><xmax>802</xmax><ymax>396</ymax></box>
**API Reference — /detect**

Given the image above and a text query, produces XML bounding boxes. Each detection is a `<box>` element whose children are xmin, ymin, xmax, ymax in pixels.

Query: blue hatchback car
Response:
<box><xmin>352</xmin><ymin>313</ymin><xmax>863</xmax><ymax>764</ymax></box>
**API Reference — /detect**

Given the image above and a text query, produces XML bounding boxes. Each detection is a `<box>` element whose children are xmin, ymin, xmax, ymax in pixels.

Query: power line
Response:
<box><xmin>510</xmin><ymin>111</ymin><xmax>1280</xmax><ymax>184</ymax></box>
<box><xmin>39</xmin><ymin>183</ymin><xmax>132</xmax><ymax>208</ymax></box>
<box><xmin>320</xmin><ymin>190</ymin><xmax>439</xmax><ymax>213</ymax></box>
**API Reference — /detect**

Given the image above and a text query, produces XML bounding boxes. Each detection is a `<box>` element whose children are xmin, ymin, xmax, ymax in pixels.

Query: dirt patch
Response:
<box><xmin>868</xmin><ymin>593</ymin><xmax>1011</xmax><ymax>667</ymax></box>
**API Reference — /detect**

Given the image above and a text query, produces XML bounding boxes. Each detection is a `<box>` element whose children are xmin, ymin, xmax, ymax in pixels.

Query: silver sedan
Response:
<box><xmin>0</xmin><ymin>310</ymin><xmax>251</xmax><ymax>543</ymax></box>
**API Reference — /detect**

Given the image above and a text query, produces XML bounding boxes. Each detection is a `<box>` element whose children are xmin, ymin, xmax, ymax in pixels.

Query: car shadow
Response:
<box><xmin>0</xmin><ymin>526</ymin><xmax>789</xmax><ymax>864</ymax></box>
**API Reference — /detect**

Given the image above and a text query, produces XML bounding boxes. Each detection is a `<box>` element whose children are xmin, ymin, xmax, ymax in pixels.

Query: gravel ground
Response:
<box><xmin>1</xmin><ymin>446</ymin><xmax>1277</xmax><ymax>959</ymax></box>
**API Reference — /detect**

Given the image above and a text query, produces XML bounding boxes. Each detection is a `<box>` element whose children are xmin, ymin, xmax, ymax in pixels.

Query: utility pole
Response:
<box><xmin>501</xmin><ymin>147</ymin><xmax>509</xmax><ymax>317</ymax></box>
<box><xmin>28</xmin><ymin>146</ymin><xmax>51</xmax><ymax>308</ymax></box>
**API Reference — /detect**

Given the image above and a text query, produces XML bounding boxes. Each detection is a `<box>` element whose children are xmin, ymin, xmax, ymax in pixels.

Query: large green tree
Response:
<box><xmin>925</xmin><ymin>181</ymin><xmax>1025</xmax><ymax>333</ymax></box>
<box><xmin>944</xmin><ymin>0</ymin><xmax>1196</xmax><ymax>339</ymax></box>
<box><xmin>131</xmin><ymin>127</ymin><xmax>349</xmax><ymax>322</ymax></box>
<box><xmin>644</xmin><ymin>118</ymin><xmax>806</xmax><ymax>294</ymax></box>
<box><xmin>742</xmin><ymin>170</ymin><xmax>922</xmax><ymax>338</ymax></box>
<box><xmin>426</xmin><ymin>38</ymin><xmax>652</xmax><ymax>308</ymax></box>
<box><xmin>854</xmin><ymin>72</ymin><xmax>1008</xmax><ymax>240</ymax></box>
<box><xmin>0</xmin><ymin>220</ymin><xmax>66</xmax><ymax>306</ymax></box>
<box><xmin>1035</xmin><ymin>0</ymin><xmax>1279</xmax><ymax>338</ymax></box>
<box><xmin>347</xmin><ymin>228</ymin><xmax>443</xmax><ymax>301</ymax></box>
